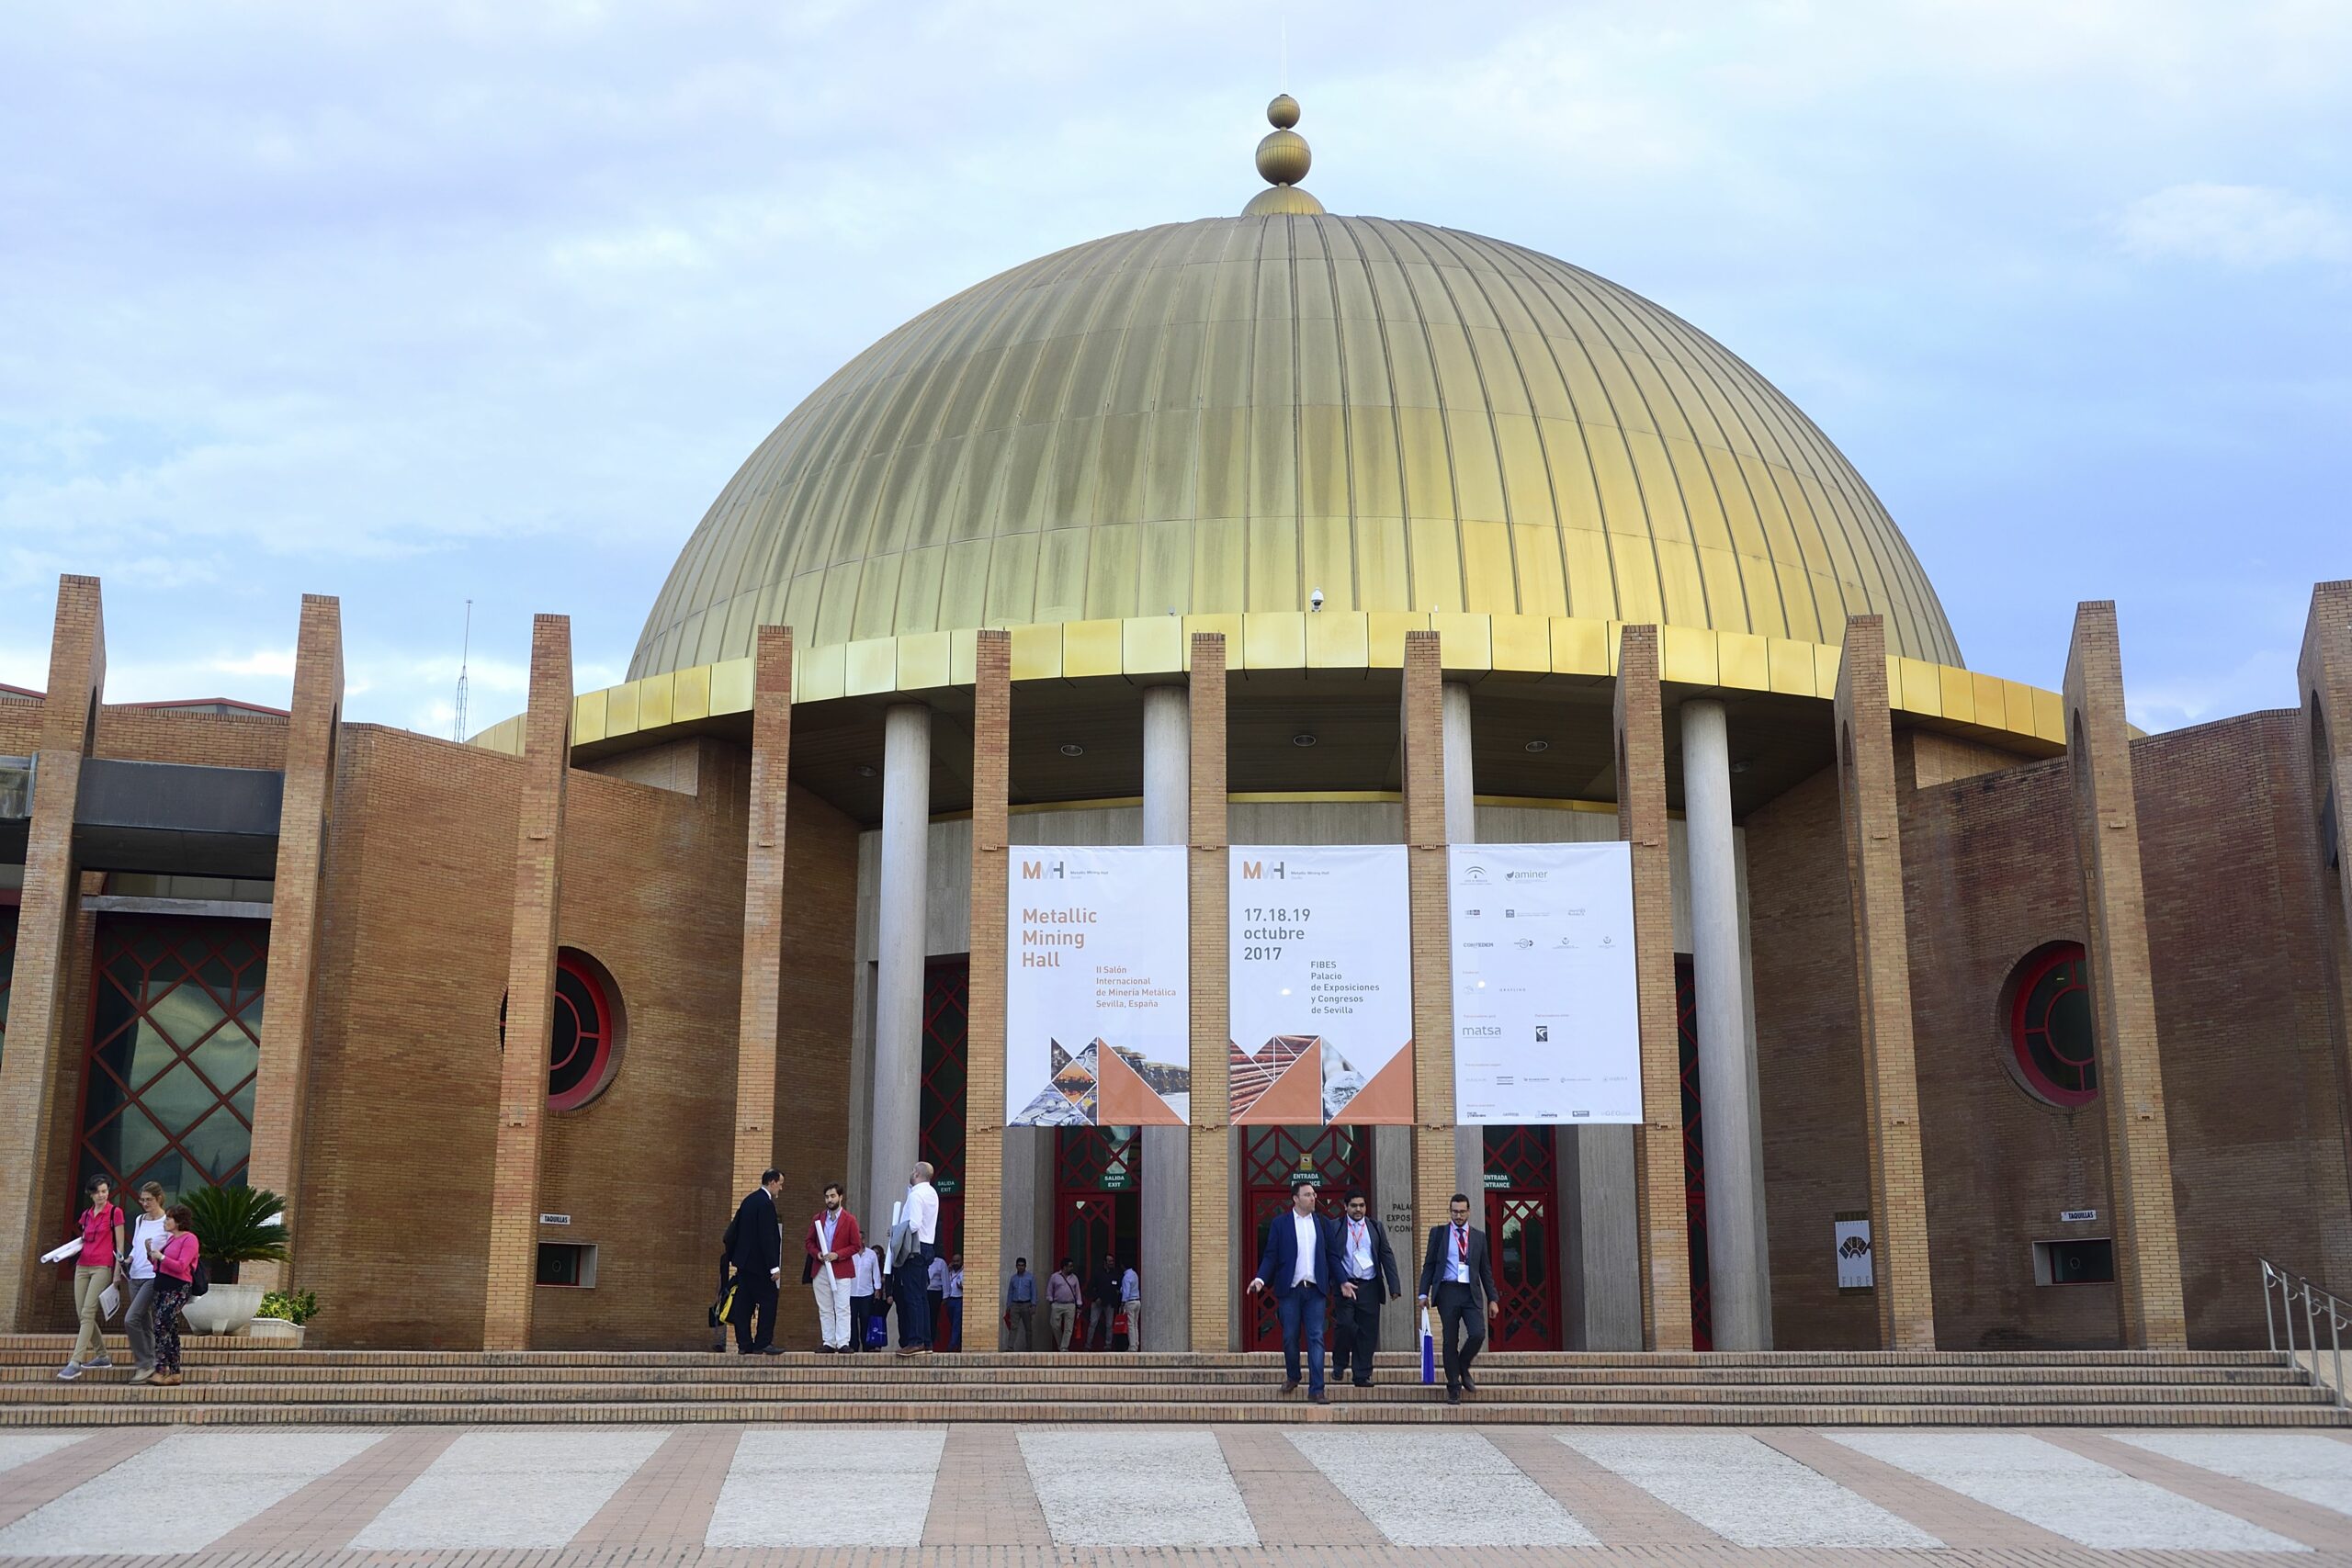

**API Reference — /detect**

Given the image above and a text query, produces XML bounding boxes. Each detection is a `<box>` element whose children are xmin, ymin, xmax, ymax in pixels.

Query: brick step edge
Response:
<box><xmin>1</xmin><ymin>1401</ymin><xmax>2345</xmax><ymax>1429</ymax></box>
<box><xmin>6</xmin><ymin>1382</ymin><xmax>2329</xmax><ymax>1408</ymax></box>
<box><xmin>0</xmin><ymin>1365</ymin><xmax>2312</xmax><ymax>1387</ymax></box>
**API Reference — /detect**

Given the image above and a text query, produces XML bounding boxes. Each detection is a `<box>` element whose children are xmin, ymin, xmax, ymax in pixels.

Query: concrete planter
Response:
<box><xmin>180</xmin><ymin>1282</ymin><xmax>264</xmax><ymax>1337</ymax></box>
<box><xmin>244</xmin><ymin>1316</ymin><xmax>307</xmax><ymax>1348</ymax></box>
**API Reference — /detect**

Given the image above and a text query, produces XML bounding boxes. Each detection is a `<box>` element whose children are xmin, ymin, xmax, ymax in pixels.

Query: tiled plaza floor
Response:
<box><xmin>0</xmin><ymin>1422</ymin><xmax>2347</xmax><ymax>1564</ymax></box>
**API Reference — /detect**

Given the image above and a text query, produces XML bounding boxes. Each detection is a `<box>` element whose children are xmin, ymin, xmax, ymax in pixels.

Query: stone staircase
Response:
<box><xmin>2</xmin><ymin>1338</ymin><xmax>2345</xmax><ymax>1427</ymax></box>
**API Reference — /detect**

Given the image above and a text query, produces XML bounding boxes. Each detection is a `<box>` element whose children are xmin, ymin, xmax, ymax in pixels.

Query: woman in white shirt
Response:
<box><xmin>122</xmin><ymin>1182</ymin><xmax>169</xmax><ymax>1384</ymax></box>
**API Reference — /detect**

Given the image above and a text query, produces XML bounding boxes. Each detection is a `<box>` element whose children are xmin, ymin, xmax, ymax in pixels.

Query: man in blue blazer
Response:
<box><xmin>1247</xmin><ymin>1175</ymin><xmax>1346</xmax><ymax>1403</ymax></box>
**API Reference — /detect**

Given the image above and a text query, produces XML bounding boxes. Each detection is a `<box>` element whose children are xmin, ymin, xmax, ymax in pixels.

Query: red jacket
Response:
<box><xmin>805</xmin><ymin>1209</ymin><xmax>863</xmax><ymax>1280</ymax></box>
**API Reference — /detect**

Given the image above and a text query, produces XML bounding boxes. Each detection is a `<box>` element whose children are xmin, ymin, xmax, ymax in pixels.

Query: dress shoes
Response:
<box><xmin>1309</xmin><ymin>1393</ymin><xmax>1330</xmax><ymax>1404</ymax></box>
<box><xmin>1281</xmin><ymin>1379</ymin><xmax>1300</xmax><ymax>1394</ymax></box>
<box><xmin>1445</xmin><ymin>1387</ymin><xmax>1462</xmax><ymax>1405</ymax></box>
<box><xmin>1462</xmin><ymin>1373</ymin><xmax>1477</xmax><ymax>1391</ymax></box>
<box><xmin>1352</xmin><ymin>1379</ymin><xmax>1374</xmax><ymax>1388</ymax></box>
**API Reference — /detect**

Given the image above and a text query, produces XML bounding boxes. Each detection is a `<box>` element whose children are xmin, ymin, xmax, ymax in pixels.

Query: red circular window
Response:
<box><xmin>2007</xmin><ymin>943</ymin><xmax>2098</xmax><ymax>1108</ymax></box>
<box><xmin>546</xmin><ymin>953</ymin><xmax>618</xmax><ymax>1111</ymax></box>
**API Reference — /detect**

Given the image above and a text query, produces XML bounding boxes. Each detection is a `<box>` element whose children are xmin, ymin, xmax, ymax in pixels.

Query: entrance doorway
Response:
<box><xmin>1054</xmin><ymin>1127</ymin><xmax>1139</xmax><ymax>1347</ymax></box>
<box><xmin>1240</xmin><ymin>1126</ymin><xmax>1370</xmax><ymax>1350</ymax></box>
<box><xmin>1481</xmin><ymin>1124</ymin><xmax>1562</xmax><ymax>1349</ymax></box>
<box><xmin>1677</xmin><ymin>953</ymin><xmax>1713</xmax><ymax>1350</ymax></box>
<box><xmin>920</xmin><ymin>959</ymin><xmax>967</xmax><ymax>1258</ymax></box>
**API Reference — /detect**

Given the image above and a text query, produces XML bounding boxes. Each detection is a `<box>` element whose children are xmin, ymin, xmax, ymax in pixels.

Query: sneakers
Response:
<box><xmin>85</xmin><ymin>1355</ymin><xmax>114</xmax><ymax>1370</ymax></box>
<box><xmin>130</xmin><ymin>1369</ymin><xmax>154</xmax><ymax>1385</ymax></box>
<box><xmin>54</xmin><ymin>1362</ymin><xmax>81</xmax><ymax>1381</ymax></box>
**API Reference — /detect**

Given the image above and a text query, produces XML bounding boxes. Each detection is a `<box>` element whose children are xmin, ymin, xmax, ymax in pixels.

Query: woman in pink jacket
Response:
<box><xmin>143</xmin><ymin>1204</ymin><xmax>200</xmax><ymax>1388</ymax></box>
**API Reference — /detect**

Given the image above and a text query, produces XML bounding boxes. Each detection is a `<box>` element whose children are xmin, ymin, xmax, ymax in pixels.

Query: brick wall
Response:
<box><xmin>96</xmin><ymin>705</ymin><xmax>288</xmax><ymax>770</ymax></box>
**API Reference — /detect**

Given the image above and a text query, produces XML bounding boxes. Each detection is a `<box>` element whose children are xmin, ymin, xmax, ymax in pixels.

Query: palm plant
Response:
<box><xmin>181</xmin><ymin>1185</ymin><xmax>290</xmax><ymax>1280</ymax></box>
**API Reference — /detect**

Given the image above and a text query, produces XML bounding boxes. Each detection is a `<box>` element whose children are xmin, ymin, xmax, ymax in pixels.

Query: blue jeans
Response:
<box><xmin>1274</xmin><ymin>1287</ymin><xmax>1328</xmax><ymax>1395</ymax></box>
<box><xmin>894</xmin><ymin>1243</ymin><xmax>934</xmax><ymax>1348</ymax></box>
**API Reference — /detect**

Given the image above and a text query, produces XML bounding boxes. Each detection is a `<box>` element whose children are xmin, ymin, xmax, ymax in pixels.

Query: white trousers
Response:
<box><xmin>812</xmin><ymin>1272</ymin><xmax>853</xmax><ymax>1348</ymax></box>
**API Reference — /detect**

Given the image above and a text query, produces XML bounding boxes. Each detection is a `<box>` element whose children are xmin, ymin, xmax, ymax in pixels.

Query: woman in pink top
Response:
<box><xmin>144</xmin><ymin>1204</ymin><xmax>200</xmax><ymax>1388</ymax></box>
<box><xmin>58</xmin><ymin>1179</ymin><xmax>124</xmax><ymax>1381</ymax></box>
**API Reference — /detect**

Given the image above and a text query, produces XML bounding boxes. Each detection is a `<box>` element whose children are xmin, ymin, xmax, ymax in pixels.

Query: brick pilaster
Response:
<box><xmin>1833</xmin><ymin>615</ymin><xmax>1936</xmax><ymax>1349</ymax></box>
<box><xmin>481</xmin><ymin>615</ymin><xmax>573</xmax><ymax>1351</ymax></box>
<box><xmin>243</xmin><ymin>593</ymin><xmax>345</xmax><ymax>1295</ymax></box>
<box><xmin>2063</xmin><ymin>601</ymin><xmax>2188</xmax><ymax>1349</ymax></box>
<box><xmin>963</xmin><ymin>630</ymin><xmax>1012</xmax><ymax>1351</ymax></box>
<box><xmin>1187</xmin><ymin>633</ymin><xmax>1231</xmax><ymax>1351</ymax></box>
<box><xmin>731</xmin><ymin>627</ymin><xmax>794</xmax><ymax>1201</ymax></box>
<box><xmin>2298</xmin><ymin>581</ymin><xmax>2352</xmax><ymax>1210</ymax></box>
<box><xmin>0</xmin><ymin>576</ymin><xmax>106</xmax><ymax>1331</ymax></box>
<box><xmin>1400</xmin><ymin>631</ymin><xmax>1452</xmax><ymax>1240</ymax></box>
<box><xmin>1612</xmin><ymin>626</ymin><xmax>1693</xmax><ymax>1351</ymax></box>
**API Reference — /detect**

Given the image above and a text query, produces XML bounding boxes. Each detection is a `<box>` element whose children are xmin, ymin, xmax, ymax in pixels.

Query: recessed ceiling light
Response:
<box><xmin>1060</xmin><ymin>742</ymin><xmax>1085</xmax><ymax>757</ymax></box>
<box><xmin>854</xmin><ymin>764</ymin><xmax>877</xmax><ymax>778</ymax></box>
<box><xmin>1525</xmin><ymin>739</ymin><xmax>1550</xmax><ymax>754</ymax></box>
<box><xmin>1291</xmin><ymin>732</ymin><xmax>1317</xmax><ymax>748</ymax></box>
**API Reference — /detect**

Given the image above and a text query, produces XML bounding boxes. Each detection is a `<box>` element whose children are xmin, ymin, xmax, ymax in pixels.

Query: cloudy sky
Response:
<box><xmin>3</xmin><ymin>1</ymin><xmax>2346</xmax><ymax>734</ymax></box>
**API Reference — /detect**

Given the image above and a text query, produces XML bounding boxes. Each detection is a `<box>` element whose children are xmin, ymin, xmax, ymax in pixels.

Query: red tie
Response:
<box><xmin>1455</xmin><ymin>1225</ymin><xmax>1466</xmax><ymax>1263</ymax></box>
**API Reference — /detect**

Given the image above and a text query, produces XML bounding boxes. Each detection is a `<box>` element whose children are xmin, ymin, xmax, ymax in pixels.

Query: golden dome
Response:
<box><xmin>631</xmin><ymin>214</ymin><xmax>1961</xmax><ymax>680</ymax></box>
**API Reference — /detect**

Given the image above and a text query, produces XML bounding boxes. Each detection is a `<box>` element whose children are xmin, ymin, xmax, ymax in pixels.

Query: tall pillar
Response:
<box><xmin>729</xmin><ymin>627</ymin><xmax>795</xmax><ymax>1199</ymax></box>
<box><xmin>2064</xmin><ymin>602</ymin><xmax>2188</xmax><ymax>1348</ymax></box>
<box><xmin>1613</xmin><ymin>626</ymin><xmax>1693</xmax><ymax>1350</ymax></box>
<box><xmin>1442</xmin><ymin>683</ymin><xmax>1483</xmax><ymax>1210</ymax></box>
<box><xmin>482</xmin><ymin>615</ymin><xmax>573</xmax><ymax>1351</ymax></box>
<box><xmin>1187</xmin><ymin>635</ymin><xmax>1232</xmax><ymax>1350</ymax></box>
<box><xmin>2299</xmin><ymin>582</ymin><xmax>2352</xmax><ymax>1212</ymax></box>
<box><xmin>243</xmin><ymin>594</ymin><xmax>345</xmax><ymax>1293</ymax></box>
<box><xmin>0</xmin><ymin>576</ymin><xmax>105</xmax><ymax>1331</ymax></box>
<box><xmin>1140</xmin><ymin>682</ymin><xmax>1191</xmax><ymax>1347</ymax></box>
<box><xmin>1402</xmin><ymin>634</ymin><xmax>1454</xmax><ymax>1241</ymax></box>
<box><xmin>964</xmin><ymin>633</ymin><xmax>1011</xmax><ymax>1350</ymax></box>
<box><xmin>869</xmin><ymin>704</ymin><xmax>932</xmax><ymax>1221</ymax></box>
<box><xmin>1833</xmin><ymin>615</ymin><xmax>1936</xmax><ymax>1349</ymax></box>
<box><xmin>1680</xmin><ymin>695</ymin><xmax>1767</xmax><ymax>1348</ymax></box>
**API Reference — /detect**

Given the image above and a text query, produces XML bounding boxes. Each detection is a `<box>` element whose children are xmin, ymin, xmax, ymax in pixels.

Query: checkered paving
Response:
<box><xmin>0</xmin><ymin>1422</ymin><xmax>2347</xmax><ymax>1562</ymax></box>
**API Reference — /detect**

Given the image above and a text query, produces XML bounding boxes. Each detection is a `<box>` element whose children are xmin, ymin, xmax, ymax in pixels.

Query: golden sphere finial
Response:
<box><xmin>1241</xmin><ymin>94</ymin><xmax>1326</xmax><ymax>216</ymax></box>
<box><xmin>1268</xmin><ymin>93</ymin><xmax>1300</xmax><ymax>130</ymax></box>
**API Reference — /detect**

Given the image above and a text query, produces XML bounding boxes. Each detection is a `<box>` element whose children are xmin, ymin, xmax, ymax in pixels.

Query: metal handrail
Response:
<box><xmin>2260</xmin><ymin>1257</ymin><xmax>2348</xmax><ymax>1406</ymax></box>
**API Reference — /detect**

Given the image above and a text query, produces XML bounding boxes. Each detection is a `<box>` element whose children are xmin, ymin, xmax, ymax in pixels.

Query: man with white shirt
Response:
<box><xmin>893</xmin><ymin>1160</ymin><xmax>941</xmax><ymax>1356</ymax></box>
<box><xmin>1329</xmin><ymin>1190</ymin><xmax>1402</xmax><ymax>1389</ymax></box>
<box><xmin>1417</xmin><ymin>1191</ymin><xmax>1501</xmax><ymax>1405</ymax></box>
<box><xmin>804</xmin><ymin>1182</ymin><xmax>862</xmax><ymax>1353</ymax></box>
<box><xmin>1246</xmin><ymin>1176</ymin><xmax>1344</xmax><ymax>1404</ymax></box>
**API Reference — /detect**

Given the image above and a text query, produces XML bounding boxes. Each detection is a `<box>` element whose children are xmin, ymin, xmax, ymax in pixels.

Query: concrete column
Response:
<box><xmin>1187</xmin><ymin>637</ymin><xmax>1233</xmax><ymax>1350</ymax></box>
<box><xmin>2064</xmin><ymin>602</ymin><xmax>2188</xmax><ymax>1348</ymax></box>
<box><xmin>869</xmin><ymin>704</ymin><xmax>932</xmax><ymax>1221</ymax></box>
<box><xmin>1834</xmin><ymin>615</ymin><xmax>1937</xmax><ymax>1349</ymax></box>
<box><xmin>1680</xmin><ymin>696</ymin><xmax>1767</xmax><ymax>1348</ymax></box>
<box><xmin>0</xmin><ymin>575</ymin><xmax>105</xmax><ymax>1331</ymax></box>
<box><xmin>963</xmin><ymin>633</ymin><xmax>1010</xmax><ymax>1349</ymax></box>
<box><xmin>482</xmin><ymin>614</ymin><xmax>573</xmax><ymax>1351</ymax></box>
<box><xmin>1442</xmin><ymin>683</ymin><xmax>1483</xmax><ymax>1211</ymax></box>
<box><xmin>1140</xmin><ymin>683</ymin><xmax>1191</xmax><ymax>1348</ymax></box>
<box><xmin>243</xmin><ymin>594</ymin><xmax>345</xmax><ymax>1294</ymax></box>
<box><xmin>1613</xmin><ymin>626</ymin><xmax>1693</xmax><ymax>1350</ymax></box>
<box><xmin>1402</xmin><ymin>635</ymin><xmax>1455</xmax><ymax>1242</ymax></box>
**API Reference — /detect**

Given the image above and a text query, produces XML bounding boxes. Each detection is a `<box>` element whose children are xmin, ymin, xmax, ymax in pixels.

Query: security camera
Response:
<box><xmin>1309</xmin><ymin>587</ymin><xmax>1325</xmax><ymax>611</ymax></box>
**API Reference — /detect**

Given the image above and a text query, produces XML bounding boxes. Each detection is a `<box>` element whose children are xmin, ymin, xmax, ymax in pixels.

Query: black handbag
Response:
<box><xmin>186</xmin><ymin>1256</ymin><xmax>210</xmax><ymax>1300</ymax></box>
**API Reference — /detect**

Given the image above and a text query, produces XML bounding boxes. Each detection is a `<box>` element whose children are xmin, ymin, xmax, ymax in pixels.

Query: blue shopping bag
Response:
<box><xmin>1420</xmin><ymin>1306</ymin><xmax>1436</xmax><ymax>1384</ymax></box>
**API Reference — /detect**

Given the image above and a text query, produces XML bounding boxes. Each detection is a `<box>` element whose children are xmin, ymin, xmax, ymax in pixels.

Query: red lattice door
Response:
<box><xmin>1482</xmin><ymin>1124</ymin><xmax>1560</xmax><ymax>1350</ymax></box>
<box><xmin>920</xmin><ymin>959</ymin><xmax>967</xmax><ymax>1258</ymax></box>
<box><xmin>1240</xmin><ymin>1126</ymin><xmax>1368</xmax><ymax>1350</ymax></box>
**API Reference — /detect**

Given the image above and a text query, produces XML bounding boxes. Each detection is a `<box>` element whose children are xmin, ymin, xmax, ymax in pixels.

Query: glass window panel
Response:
<box><xmin>82</xmin><ymin>1067</ymin><xmax>129</xmax><ymax>1129</ymax></box>
<box><xmin>181</xmin><ymin>1105</ymin><xmax>251</xmax><ymax>1182</ymax></box>
<box><xmin>147</xmin><ymin>987</ymin><xmax>225</xmax><ymax>1052</ymax></box>
<box><xmin>89</xmin><ymin>1105</ymin><xmax>170</xmax><ymax>1187</ymax></box>
<box><xmin>198</xmin><ymin>955</ymin><xmax>234</xmax><ymax>993</ymax></box>
<box><xmin>143</xmin><ymin>1150</ymin><xmax>196</xmax><ymax>1196</ymax></box>
<box><xmin>232</xmin><ymin>1079</ymin><xmax>255</xmax><ymax>1122</ymax></box>
<box><xmin>127</xmin><ymin>1021</ymin><xmax>182</xmax><ymax>1093</ymax></box>
<box><xmin>141</xmin><ymin>1061</ymin><xmax>218</xmax><ymax>1136</ymax></box>
<box><xmin>191</xmin><ymin>1029</ymin><xmax>259</xmax><ymax>1099</ymax></box>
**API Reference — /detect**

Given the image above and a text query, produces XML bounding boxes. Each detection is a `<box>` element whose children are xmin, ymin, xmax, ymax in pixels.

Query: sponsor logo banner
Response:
<box><xmin>1449</xmin><ymin>841</ymin><xmax>1643</xmax><ymax>1124</ymax></box>
<box><xmin>1227</xmin><ymin>845</ymin><xmax>1414</xmax><ymax>1125</ymax></box>
<box><xmin>1006</xmin><ymin>846</ymin><xmax>1190</xmax><ymax>1127</ymax></box>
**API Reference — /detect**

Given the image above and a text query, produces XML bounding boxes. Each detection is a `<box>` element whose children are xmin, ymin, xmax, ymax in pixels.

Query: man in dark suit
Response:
<box><xmin>1247</xmin><ymin>1175</ymin><xmax>1345</xmax><ymax>1404</ymax></box>
<box><xmin>726</xmin><ymin>1168</ymin><xmax>786</xmax><ymax>1355</ymax></box>
<box><xmin>1417</xmin><ymin>1190</ymin><xmax>1501</xmax><ymax>1404</ymax></box>
<box><xmin>1329</xmin><ymin>1190</ymin><xmax>1402</xmax><ymax>1389</ymax></box>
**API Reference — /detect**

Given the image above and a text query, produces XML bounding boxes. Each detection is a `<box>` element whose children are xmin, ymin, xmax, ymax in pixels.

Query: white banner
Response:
<box><xmin>1227</xmin><ymin>845</ymin><xmax>1413</xmax><ymax>1125</ymax></box>
<box><xmin>1835</xmin><ymin>1219</ymin><xmax>1874</xmax><ymax>1290</ymax></box>
<box><xmin>1006</xmin><ymin>845</ymin><xmax>1190</xmax><ymax>1127</ymax></box>
<box><xmin>1449</xmin><ymin>842</ymin><xmax>1643</xmax><ymax>1124</ymax></box>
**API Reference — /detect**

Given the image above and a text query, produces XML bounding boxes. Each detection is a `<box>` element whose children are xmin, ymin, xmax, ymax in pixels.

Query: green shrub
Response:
<box><xmin>256</xmin><ymin>1290</ymin><xmax>319</xmax><ymax>1325</ymax></box>
<box><xmin>180</xmin><ymin>1185</ymin><xmax>290</xmax><ymax>1267</ymax></box>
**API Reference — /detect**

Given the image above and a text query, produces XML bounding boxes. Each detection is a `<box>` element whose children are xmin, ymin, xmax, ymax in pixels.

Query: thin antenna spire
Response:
<box><xmin>1280</xmin><ymin>16</ymin><xmax>1288</xmax><ymax>92</ymax></box>
<box><xmin>451</xmin><ymin>599</ymin><xmax>472</xmax><ymax>741</ymax></box>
